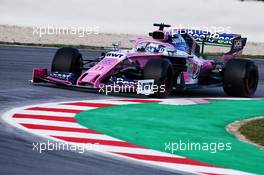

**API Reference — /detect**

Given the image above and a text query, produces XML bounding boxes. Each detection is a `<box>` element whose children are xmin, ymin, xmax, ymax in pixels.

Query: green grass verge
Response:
<box><xmin>239</xmin><ymin>118</ymin><xmax>264</xmax><ymax>146</ymax></box>
<box><xmin>75</xmin><ymin>100</ymin><xmax>264</xmax><ymax>174</ymax></box>
<box><xmin>203</xmin><ymin>53</ymin><xmax>264</xmax><ymax>59</ymax></box>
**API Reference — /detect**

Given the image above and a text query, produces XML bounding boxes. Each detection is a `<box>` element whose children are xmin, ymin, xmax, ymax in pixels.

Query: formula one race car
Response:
<box><xmin>32</xmin><ymin>23</ymin><xmax>259</xmax><ymax>97</ymax></box>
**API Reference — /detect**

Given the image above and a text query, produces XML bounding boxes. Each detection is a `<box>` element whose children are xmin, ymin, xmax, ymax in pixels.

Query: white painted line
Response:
<box><xmin>15</xmin><ymin>118</ymin><xmax>85</xmax><ymax>128</ymax></box>
<box><xmin>40</xmin><ymin>104</ymin><xmax>97</xmax><ymax>111</ymax></box>
<box><xmin>160</xmin><ymin>99</ymin><xmax>202</xmax><ymax>105</ymax></box>
<box><xmin>82</xmin><ymin>144</ymin><xmax>184</xmax><ymax>158</ymax></box>
<box><xmin>94</xmin><ymin>100</ymin><xmax>141</xmax><ymax>105</ymax></box>
<box><xmin>32</xmin><ymin>129</ymin><xmax>122</xmax><ymax>141</ymax></box>
<box><xmin>142</xmin><ymin>161</ymin><xmax>253</xmax><ymax>175</ymax></box>
<box><xmin>14</xmin><ymin>110</ymin><xmax>76</xmax><ymax>117</ymax></box>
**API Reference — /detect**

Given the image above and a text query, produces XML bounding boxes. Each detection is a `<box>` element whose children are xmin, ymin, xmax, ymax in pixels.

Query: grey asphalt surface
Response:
<box><xmin>0</xmin><ymin>45</ymin><xmax>263</xmax><ymax>175</ymax></box>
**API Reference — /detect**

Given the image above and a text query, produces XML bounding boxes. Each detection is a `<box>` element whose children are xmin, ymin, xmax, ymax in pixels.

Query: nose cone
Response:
<box><xmin>77</xmin><ymin>52</ymin><xmax>126</xmax><ymax>87</ymax></box>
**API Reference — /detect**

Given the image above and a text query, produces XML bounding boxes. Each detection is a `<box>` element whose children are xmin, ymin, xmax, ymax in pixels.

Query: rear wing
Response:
<box><xmin>169</xmin><ymin>29</ymin><xmax>247</xmax><ymax>55</ymax></box>
<box><xmin>185</xmin><ymin>30</ymin><xmax>247</xmax><ymax>55</ymax></box>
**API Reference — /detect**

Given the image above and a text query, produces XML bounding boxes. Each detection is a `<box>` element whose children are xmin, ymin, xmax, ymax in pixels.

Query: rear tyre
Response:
<box><xmin>223</xmin><ymin>59</ymin><xmax>258</xmax><ymax>97</ymax></box>
<box><xmin>144</xmin><ymin>59</ymin><xmax>173</xmax><ymax>98</ymax></box>
<box><xmin>51</xmin><ymin>47</ymin><xmax>83</xmax><ymax>77</ymax></box>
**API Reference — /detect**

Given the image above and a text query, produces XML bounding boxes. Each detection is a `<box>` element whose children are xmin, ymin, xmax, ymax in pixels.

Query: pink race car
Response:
<box><xmin>32</xmin><ymin>23</ymin><xmax>259</xmax><ymax>97</ymax></box>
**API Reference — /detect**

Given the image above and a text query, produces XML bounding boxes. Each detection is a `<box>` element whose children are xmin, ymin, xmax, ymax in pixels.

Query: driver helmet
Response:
<box><xmin>146</xmin><ymin>43</ymin><xmax>164</xmax><ymax>53</ymax></box>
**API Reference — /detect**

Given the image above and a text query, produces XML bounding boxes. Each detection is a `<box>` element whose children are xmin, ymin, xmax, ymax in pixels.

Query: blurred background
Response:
<box><xmin>0</xmin><ymin>0</ymin><xmax>263</xmax><ymax>42</ymax></box>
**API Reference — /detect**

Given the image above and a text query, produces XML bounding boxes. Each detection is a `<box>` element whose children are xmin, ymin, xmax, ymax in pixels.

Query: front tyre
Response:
<box><xmin>223</xmin><ymin>59</ymin><xmax>258</xmax><ymax>97</ymax></box>
<box><xmin>51</xmin><ymin>47</ymin><xmax>83</xmax><ymax>77</ymax></box>
<box><xmin>144</xmin><ymin>59</ymin><xmax>173</xmax><ymax>98</ymax></box>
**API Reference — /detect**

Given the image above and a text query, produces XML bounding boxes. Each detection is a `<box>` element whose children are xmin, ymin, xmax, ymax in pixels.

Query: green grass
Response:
<box><xmin>75</xmin><ymin>100</ymin><xmax>264</xmax><ymax>174</ymax></box>
<box><xmin>203</xmin><ymin>53</ymin><xmax>264</xmax><ymax>59</ymax></box>
<box><xmin>239</xmin><ymin>118</ymin><xmax>264</xmax><ymax>146</ymax></box>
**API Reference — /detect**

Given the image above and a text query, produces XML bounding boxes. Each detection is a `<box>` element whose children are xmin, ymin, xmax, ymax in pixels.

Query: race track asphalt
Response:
<box><xmin>0</xmin><ymin>45</ymin><xmax>263</xmax><ymax>175</ymax></box>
